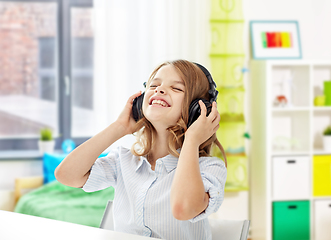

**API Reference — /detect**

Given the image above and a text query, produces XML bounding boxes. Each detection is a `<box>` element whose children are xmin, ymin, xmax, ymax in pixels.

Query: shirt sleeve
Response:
<box><xmin>189</xmin><ymin>157</ymin><xmax>227</xmax><ymax>223</ymax></box>
<box><xmin>82</xmin><ymin>147</ymin><xmax>120</xmax><ymax>192</ymax></box>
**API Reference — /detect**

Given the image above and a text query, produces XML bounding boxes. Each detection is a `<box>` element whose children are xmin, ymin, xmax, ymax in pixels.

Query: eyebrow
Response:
<box><xmin>151</xmin><ymin>78</ymin><xmax>185</xmax><ymax>85</ymax></box>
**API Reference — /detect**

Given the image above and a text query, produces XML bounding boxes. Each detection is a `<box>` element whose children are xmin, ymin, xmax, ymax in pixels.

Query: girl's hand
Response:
<box><xmin>185</xmin><ymin>101</ymin><xmax>220</xmax><ymax>146</ymax></box>
<box><xmin>115</xmin><ymin>91</ymin><xmax>142</xmax><ymax>135</ymax></box>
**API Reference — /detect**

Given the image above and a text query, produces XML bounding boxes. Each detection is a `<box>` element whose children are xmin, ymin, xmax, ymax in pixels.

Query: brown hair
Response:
<box><xmin>131</xmin><ymin>60</ymin><xmax>227</xmax><ymax>166</ymax></box>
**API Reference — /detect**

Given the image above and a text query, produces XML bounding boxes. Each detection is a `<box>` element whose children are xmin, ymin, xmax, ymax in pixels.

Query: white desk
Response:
<box><xmin>0</xmin><ymin>210</ymin><xmax>159</xmax><ymax>240</ymax></box>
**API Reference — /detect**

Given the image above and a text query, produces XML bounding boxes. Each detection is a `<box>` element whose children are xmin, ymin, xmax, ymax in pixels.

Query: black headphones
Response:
<box><xmin>132</xmin><ymin>62</ymin><xmax>218</xmax><ymax>128</ymax></box>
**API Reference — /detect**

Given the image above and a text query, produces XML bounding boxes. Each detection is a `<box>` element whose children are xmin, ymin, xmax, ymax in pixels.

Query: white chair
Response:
<box><xmin>99</xmin><ymin>200</ymin><xmax>114</xmax><ymax>230</ymax></box>
<box><xmin>100</xmin><ymin>200</ymin><xmax>250</xmax><ymax>240</ymax></box>
<box><xmin>209</xmin><ymin>218</ymin><xmax>250</xmax><ymax>240</ymax></box>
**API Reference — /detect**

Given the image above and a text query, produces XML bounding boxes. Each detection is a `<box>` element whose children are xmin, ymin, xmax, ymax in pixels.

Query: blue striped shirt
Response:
<box><xmin>82</xmin><ymin>146</ymin><xmax>227</xmax><ymax>239</ymax></box>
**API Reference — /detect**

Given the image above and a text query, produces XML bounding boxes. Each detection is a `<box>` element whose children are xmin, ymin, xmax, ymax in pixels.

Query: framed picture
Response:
<box><xmin>250</xmin><ymin>21</ymin><xmax>302</xmax><ymax>59</ymax></box>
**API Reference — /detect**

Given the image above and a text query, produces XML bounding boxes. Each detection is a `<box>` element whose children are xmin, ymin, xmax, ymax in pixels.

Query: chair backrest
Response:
<box><xmin>100</xmin><ymin>200</ymin><xmax>250</xmax><ymax>240</ymax></box>
<box><xmin>209</xmin><ymin>218</ymin><xmax>250</xmax><ymax>240</ymax></box>
<box><xmin>99</xmin><ymin>200</ymin><xmax>114</xmax><ymax>230</ymax></box>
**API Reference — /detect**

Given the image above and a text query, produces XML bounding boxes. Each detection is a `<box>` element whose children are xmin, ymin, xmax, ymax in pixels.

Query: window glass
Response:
<box><xmin>70</xmin><ymin>7</ymin><xmax>95</xmax><ymax>137</ymax></box>
<box><xmin>0</xmin><ymin>2</ymin><xmax>58</xmax><ymax>138</ymax></box>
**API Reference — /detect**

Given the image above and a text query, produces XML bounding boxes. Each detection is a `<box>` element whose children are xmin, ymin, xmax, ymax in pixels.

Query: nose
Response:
<box><xmin>155</xmin><ymin>86</ymin><xmax>165</xmax><ymax>94</ymax></box>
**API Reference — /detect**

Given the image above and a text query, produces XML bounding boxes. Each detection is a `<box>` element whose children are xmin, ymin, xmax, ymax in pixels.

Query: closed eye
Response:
<box><xmin>173</xmin><ymin>87</ymin><xmax>184</xmax><ymax>92</ymax></box>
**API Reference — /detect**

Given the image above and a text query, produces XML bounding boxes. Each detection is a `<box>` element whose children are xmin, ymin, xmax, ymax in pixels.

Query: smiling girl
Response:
<box><xmin>55</xmin><ymin>60</ymin><xmax>227</xmax><ymax>240</ymax></box>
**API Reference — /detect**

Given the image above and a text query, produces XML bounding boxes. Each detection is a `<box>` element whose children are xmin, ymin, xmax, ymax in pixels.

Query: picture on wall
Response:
<box><xmin>250</xmin><ymin>21</ymin><xmax>302</xmax><ymax>59</ymax></box>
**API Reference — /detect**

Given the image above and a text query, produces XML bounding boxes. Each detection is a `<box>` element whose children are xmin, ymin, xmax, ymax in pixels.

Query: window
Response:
<box><xmin>0</xmin><ymin>0</ymin><xmax>94</xmax><ymax>150</ymax></box>
<box><xmin>39</xmin><ymin>37</ymin><xmax>56</xmax><ymax>102</ymax></box>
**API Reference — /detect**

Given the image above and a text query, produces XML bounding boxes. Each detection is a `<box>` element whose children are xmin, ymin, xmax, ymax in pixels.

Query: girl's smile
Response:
<box><xmin>149</xmin><ymin>96</ymin><xmax>171</xmax><ymax>107</ymax></box>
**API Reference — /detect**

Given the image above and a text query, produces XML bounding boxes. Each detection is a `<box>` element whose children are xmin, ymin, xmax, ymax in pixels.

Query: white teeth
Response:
<box><xmin>151</xmin><ymin>99</ymin><xmax>168</xmax><ymax>107</ymax></box>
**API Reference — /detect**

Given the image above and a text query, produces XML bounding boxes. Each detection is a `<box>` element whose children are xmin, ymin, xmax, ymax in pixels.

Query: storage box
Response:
<box><xmin>314</xmin><ymin>200</ymin><xmax>331</xmax><ymax>240</ymax></box>
<box><xmin>210</xmin><ymin>56</ymin><xmax>244</xmax><ymax>87</ymax></box>
<box><xmin>272</xmin><ymin>156</ymin><xmax>310</xmax><ymax>200</ymax></box>
<box><xmin>273</xmin><ymin>201</ymin><xmax>310</xmax><ymax>240</ymax></box>
<box><xmin>210</xmin><ymin>0</ymin><xmax>244</xmax><ymax>20</ymax></box>
<box><xmin>313</xmin><ymin>155</ymin><xmax>331</xmax><ymax>196</ymax></box>
<box><xmin>324</xmin><ymin>81</ymin><xmax>331</xmax><ymax>106</ymax></box>
<box><xmin>217</xmin><ymin>87</ymin><xmax>245</xmax><ymax>117</ymax></box>
<box><xmin>210</xmin><ymin>22</ymin><xmax>244</xmax><ymax>55</ymax></box>
<box><xmin>225</xmin><ymin>155</ymin><xmax>248</xmax><ymax>190</ymax></box>
<box><xmin>217</xmin><ymin>121</ymin><xmax>245</xmax><ymax>154</ymax></box>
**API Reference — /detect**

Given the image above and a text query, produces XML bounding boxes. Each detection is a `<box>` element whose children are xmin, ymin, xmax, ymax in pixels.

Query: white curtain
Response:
<box><xmin>92</xmin><ymin>0</ymin><xmax>210</xmax><ymax>148</ymax></box>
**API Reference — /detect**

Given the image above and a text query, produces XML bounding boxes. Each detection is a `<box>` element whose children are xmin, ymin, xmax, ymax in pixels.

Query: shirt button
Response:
<box><xmin>137</xmin><ymin>211</ymin><xmax>142</xmax><ymax>216</ymax></box>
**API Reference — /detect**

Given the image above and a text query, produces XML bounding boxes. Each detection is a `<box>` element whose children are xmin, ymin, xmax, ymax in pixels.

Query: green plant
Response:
<box><xmin>40</xmin><ymin>128</ymin><xmax>53</xmax><ymax>141</ymax></box>
<box><xmin>323</xmin><ymin>126</ymin><xmax>331</xmax><ymax>136</ymax></box>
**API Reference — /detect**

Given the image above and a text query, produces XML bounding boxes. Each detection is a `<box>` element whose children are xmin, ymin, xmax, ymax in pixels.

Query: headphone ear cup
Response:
<box><xmin>132</xmin><ymin>92</ymin><xmax>145</xmax><ymax>122</ymax></box>
<box><xmin>187</xmin><ymin>99</ymin><xmax>213</xmax><ymax>128</ymax></box>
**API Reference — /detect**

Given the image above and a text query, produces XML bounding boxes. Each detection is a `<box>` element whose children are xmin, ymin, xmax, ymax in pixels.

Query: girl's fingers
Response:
<box><xmin>213</xmin><ymin>112</ymin><xmax>221</xmax><ymax>123</ymax></box>
<box><xmin>209</xmin><ymin>101</ymin><xmax>219</xmax><ymax>121</ymax></box>
<box><xmin>199</xmin><ymin>100</ymin><xmax>207</xmax><ymax>116</ymax></box>
<box><xmin>213</xmin><ymin>124</ymin><xmax>220</xmax><ymax>132</ymax></box>
<box><xmin>128</xmin><ymin>91</ymin><xmax>142</xmax><ymax>104</ymax></box>
<box><xmin>212</xmin><ymin>101</ymin><xmax>217</xmax><ymax>113</ymax></box>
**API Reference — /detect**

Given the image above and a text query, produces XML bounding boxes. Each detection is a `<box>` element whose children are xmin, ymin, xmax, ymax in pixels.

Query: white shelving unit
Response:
<box><xmin>250</xmin><ymin>60</ymin><xmax>331</xmax><ymax>240</ymax></box>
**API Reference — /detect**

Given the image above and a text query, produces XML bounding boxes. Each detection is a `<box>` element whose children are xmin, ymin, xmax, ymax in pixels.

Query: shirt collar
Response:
<box><xmin>162</xmin><ymin>154</ymin><xmax>178</xmax><ymax>173</ymax></box>
<box><xmin>135</xmin><ymin>156</ymin><xmax>147</xmax><ymax>172</ymax></box>
<box><xmin>135</xmin><ymin>149</ymin><xmax>181</xmax><ymax>173</ymax></box>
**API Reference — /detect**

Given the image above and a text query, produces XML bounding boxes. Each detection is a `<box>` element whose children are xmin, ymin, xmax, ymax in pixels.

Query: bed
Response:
<box><xmin>14</xmin><ymin>152</ymin><xmax>114</xmax><ymax>228</ymax></box>
<box><xmin>14</xmin><ymin>180</ymin><xmax>114</xmax><ymax>227</ymax></box>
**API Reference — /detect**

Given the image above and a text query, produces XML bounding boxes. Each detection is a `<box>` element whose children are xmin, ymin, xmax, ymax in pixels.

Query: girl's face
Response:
<box><xmin>142</xmin><ymin>65</ymin><xmax>185</xmax><ymax>129</ymax></box>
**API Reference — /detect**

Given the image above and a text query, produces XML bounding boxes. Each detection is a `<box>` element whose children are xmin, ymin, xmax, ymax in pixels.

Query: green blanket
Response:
<box><xmin>14</xmin><ymin>181</ymin><xmax>114</xmax><ymax>228</ymax></box>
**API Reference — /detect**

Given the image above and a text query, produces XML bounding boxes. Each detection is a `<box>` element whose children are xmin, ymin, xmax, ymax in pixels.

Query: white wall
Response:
<box><xmin>243</xmin><ymin>0</ymin><xmax>331</xmax><ymax>60</ymax></box>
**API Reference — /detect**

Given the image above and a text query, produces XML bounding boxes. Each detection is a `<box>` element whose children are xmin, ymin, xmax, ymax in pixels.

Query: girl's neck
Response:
<box><xmin>148</xmin><ymin>129</ymin><xmax>169</xmax><ymax>164</ymax></box>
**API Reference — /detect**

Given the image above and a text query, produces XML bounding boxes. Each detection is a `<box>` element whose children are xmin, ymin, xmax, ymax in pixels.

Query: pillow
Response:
<box><xmin>43</xmin><ymin>152</ymin><xmax>108</xmax><ymax>184</ymax></box>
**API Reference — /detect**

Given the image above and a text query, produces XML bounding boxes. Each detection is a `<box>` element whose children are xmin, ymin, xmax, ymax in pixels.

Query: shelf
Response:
<box><xmin>313</xmin><ymin>111</ymin><xmax>331</xmax><ymax>149</ymax></box>
<box><xmin>250</xmin><ymin>60</ymin><xmax>331</xmax><ymax>240</ymax></box>
<box><xmin>313</xmin><ymin>149</ymin><xmax>331</xmax><ymax>155</ymax></box>
<box><xmin>272</xmin><ymin>107</ymin><xmax>310</xmax><ymax>112</ymax></box>
<box><xmin>313</xmin><ymin>106</ymin><xmax>331</xmax><ymax>111</ymax></box>
<box><xmin>272</xmin><ymin>151</ymin><xmax>310</xmax><ymax>156</ymax></box>
<box><xmin>271</xmin><ymin>198</ymin><xmax>310</xmax><ymax>202</ymax></box>
<box><xmin>225</xmin><ymin>186</ymin><xmax>249</xmax><ymax>192</ymax></box>
<box><xmin>271</xmin><ymin>65</ymin><xmax>310</xmax><ymax>108</ymax></box>
<box><xmin>312</xmin><ymin>196</ymin><xmax>331</xmax><ymax>200</ymax></box>
<box><xmin>272</xmin><ymin>111</ymin><xmax>310</xmax><ymax>152</ymax></box>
